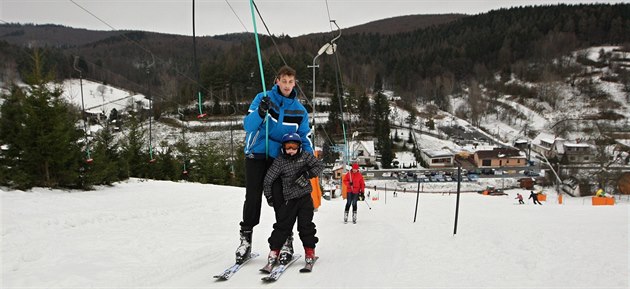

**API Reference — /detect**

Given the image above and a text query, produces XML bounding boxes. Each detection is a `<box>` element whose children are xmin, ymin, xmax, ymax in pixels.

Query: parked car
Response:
<box><xmin>467</xmin><ymin>174</ymin><xmax>480</xmax><ymax>182</ymax></box>
<box><xmin>524</xmin><ymin>170</ymin><xmax>540</xmax><ymax>176</ymax></box>
<box><xmin>478</xmin><ymin>185</ymin><xmax>507</xmax><ymax>196</ymax></box>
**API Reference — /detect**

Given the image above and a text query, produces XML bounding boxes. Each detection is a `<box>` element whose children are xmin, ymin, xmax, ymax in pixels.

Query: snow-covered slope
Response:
<box><xmin>2</xmin><ymin>179</ymin><xmax>628</xmax><ymax>288</ymax></box>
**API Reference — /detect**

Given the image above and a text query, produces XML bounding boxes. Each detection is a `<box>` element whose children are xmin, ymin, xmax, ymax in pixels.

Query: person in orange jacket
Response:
<box><xmin>343</xmin><ymin>163</ymin><xmax>365</xmax><ymax>224</ymax></box>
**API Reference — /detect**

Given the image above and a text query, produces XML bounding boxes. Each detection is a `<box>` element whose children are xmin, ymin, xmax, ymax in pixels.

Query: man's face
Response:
<box><xmin>276</xmin><ymin>74</ymin><xmax>296</xmax><ymax>97</ymax></box>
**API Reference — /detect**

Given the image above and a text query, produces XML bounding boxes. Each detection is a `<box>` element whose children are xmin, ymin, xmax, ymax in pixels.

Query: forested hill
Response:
<box><xmin>1</xmin><ymin>3</ymin><xmax>629</xmax><ymax>114</ymax></box>
<box><xmin>341</xmin><ymin>4</ymin><xmax>630</xmax><ymax>101</ymax></box>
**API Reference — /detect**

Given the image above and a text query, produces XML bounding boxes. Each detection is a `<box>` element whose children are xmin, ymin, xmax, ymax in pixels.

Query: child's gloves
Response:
<box><xmin>294</xmin><ymin>174</ymin><xmax>310</xmax><ymax>188</ymax></box>
<box><xmin>266</xmin><ymin>195</ymin><xmax>274</xmax><ymax>207</ymax></box>
<box><xmin>294</xmin><ymin>169</ymin><xmax>314</xmax><ymax>188</ymax></box>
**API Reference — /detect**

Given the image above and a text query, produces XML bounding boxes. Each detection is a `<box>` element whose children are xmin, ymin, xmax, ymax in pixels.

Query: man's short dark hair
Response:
<box><xmin>277</xmin><ymin>65</ymin><xmax>296</xmax><ymax>78</ymax></box>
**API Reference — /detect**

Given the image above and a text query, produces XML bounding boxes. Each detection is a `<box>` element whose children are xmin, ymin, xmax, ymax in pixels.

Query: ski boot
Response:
<box><xmin>235</xmin><ymin>229</ymin><xmax>252</xmax><ymax>264</ymax></box>
<box><xmin>344</xmin><ymin>211</ymin><xmax>349</xmax><ymax>224</ymax></box>
<box><xmin>304</xmin><ymin>247</ymin><xmax>316</xmax><ymax>264</ymax></box>
<box><xmin>352</xmin><ymin>211</ymin><xmax>357</xmax><ymax>224</ymax></box>
<box><xmin>259</xmin><ymin>249</ymin><xmax>279</xmax><ymax>273</ymax></box>
<box><xmin>278</xmin><ymin>234</ymin><xmax>294</xmax><ymax>265</ymax></box>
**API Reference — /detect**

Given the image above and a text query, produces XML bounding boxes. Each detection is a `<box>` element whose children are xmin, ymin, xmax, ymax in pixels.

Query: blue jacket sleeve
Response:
<box><xmin>297</xmin><ymin>111</ymin><xmax>313</xmax><ymax>154</ymax></box>
<box><xmin>243</xmin><ymin>93</ymin><xmax>265</xmax><ymax>133</ymax></box>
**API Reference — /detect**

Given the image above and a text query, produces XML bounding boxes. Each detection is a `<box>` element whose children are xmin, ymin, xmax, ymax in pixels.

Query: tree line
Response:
<box><xmin>2</xmin><ymin>3</ymin><xmax>629</xmax><ymax>189</ymax></box>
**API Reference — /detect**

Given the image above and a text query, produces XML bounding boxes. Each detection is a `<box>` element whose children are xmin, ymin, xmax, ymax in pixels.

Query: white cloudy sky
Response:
<box><xmin>1</xmin><ymin>0</ymin><xmax>627</xmax><ymax>37</ymax></box>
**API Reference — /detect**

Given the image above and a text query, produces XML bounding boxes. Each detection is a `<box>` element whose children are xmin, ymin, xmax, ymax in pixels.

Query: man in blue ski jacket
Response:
<box><xmin>235</xmin><ymin>65</ymin><xmax>313</xmax><ymax>264</ymax></box>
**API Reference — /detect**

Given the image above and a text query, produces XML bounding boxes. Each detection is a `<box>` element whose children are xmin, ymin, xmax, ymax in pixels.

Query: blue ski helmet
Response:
<box><xmin>281</xmin><ymin>132</ymin><xmax>302</xmax><ymax>154</ymax></box>
<box><xmin>281</xmin><ymin>132</ymin><xmax>302</xmax><ymax>145</ymax></box>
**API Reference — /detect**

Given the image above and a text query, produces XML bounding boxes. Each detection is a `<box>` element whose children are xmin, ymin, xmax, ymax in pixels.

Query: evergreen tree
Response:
<box><xmin>88</xmin><ymin>125</ymin><xmax>123</xmax><ymax>186</ymax></box>
<box><xmin>372</xmin><ymin>92</ymin><xmax>393</xmax><ymax>168</ymax></box>
<box><xmin>325</xmin><ymin>93</ymin><xmax>343</xmax><ymax>136</ymax></box>
<box><xmin>357</xmin><ymin>93</ymin><xmax>372</xmax><ymax>125</ymax></box>
<box><xmin>154</xmin><ymin>142</ymin><xmax>180</xmax><ymax>181</ymax></box>
<box><xmin>190</xmin><ymin>141</ymin><xmax>229</xmax><ymax>185</ymax></box>
<box><xmin>0</xmin><ymin>49</ymin><xmax>83</xmax><ymax>189</ymax></box>
<box><xmin>120</xmin><ymin>113</ymin><xmax>148</xmax><ymax>178</ymax></box>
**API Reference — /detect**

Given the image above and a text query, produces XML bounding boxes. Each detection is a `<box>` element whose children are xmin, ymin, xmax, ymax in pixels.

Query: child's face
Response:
<box><xmin>276</xmin><ymin>74</ymin><xmax>296</xmax><ymax>97</ymax></box>
<box><xmin>284</xmin><ymin>142</ymin><xmax>299</xmax><ymax>156</ymax></box>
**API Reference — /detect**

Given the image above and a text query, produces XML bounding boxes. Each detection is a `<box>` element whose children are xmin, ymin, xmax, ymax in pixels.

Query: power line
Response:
<box><xmin>68</xmin><ymin>0</ymin><xmax>212</xmax><ymax>99</ymax></box>
<box><xmin>225</xmin><ymin>0</ymin><xmax>249</xmax><ymax>33</ymax></box>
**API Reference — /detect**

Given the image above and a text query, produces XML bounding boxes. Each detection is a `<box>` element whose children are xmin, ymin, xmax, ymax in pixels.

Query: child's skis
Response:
<box><xmin>299</xmin><ymin>256</ymin><xmax>319</xmax><ymax>273</ymax></box>
<box><xmin>261</xmin><ymin>254</ymin><xmax>301</xmax><ymax>282</ymax></box>
<box><xmin>213</xmin><ymin>252</ymin><xmax>260</xmax><ymax>280</ymax></box>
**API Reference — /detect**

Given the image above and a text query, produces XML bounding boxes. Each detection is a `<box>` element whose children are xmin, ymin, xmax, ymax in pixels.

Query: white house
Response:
<box><xmin>420</xmin><ymin>149</ymin><xmax>454</xmax><ymax>168</ymax></box>
<box><xmin>345</xmin><ymin>140</ymin><xmax>377</xmax><ymax>167</ymax></box>
<box><xmin>531</xmin><ymin>132</ymin><xmax>565</xmax><ymax>158</ymax></box>
<box><xmin>562</xmin><ymin>143</ymin><xmax>595</xmax><ymax>164</ymax></box>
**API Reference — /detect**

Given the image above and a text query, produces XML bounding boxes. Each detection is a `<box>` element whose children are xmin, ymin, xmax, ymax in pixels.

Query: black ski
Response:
<box><xmin>261</xmin><ymin>254</ymin><xmax>301</xmax><ymax>282</ymax></box>
<box><xmin>213</xmin><ymin>252</ymin><xmax>259</xmax><ymax>281</ymax></box>
<box><xmin>299</xmin><ymin>256</ymin><xmax>319</xmax><ymax>273</ymax></box>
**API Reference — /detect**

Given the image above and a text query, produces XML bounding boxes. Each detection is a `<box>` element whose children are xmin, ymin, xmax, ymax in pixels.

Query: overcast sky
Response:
<box><xmin>1</xmin><ymin>0</ymin><xmax>627</xmax><ymax>37</ymax></box>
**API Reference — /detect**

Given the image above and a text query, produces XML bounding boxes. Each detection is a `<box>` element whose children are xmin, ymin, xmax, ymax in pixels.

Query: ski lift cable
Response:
<box><xmin>224</xmin><ymin>0</ymin><xmax>249</xmax><ymax>33</ymax></box>
<box><xmin>251</xmin><ymin>2</ymin><xmax>315</xmax><ymax>107</ymax></box>
<box><xmin>250</xmin><ymin>1</ymin><xmax>335</xmax><ymax>157</ymax></box>
<box><xmin>68</xmin><ymin>0</ymin><xmax>214</xmax><ymax>102</ymax></box>
<box><xmin>323</xmin><ymin>5</ymin><xmax>353</xmax><ymax>177</ymax></box>
<box><xmin>146</xmin><ymin>54</ymin><xmax>157</xmax><ymax>162</ymax></box>
<box><xmin>249</xmin><ymin>0</ymin><xmax>270</xmax><ymax>159</ymax></box>
<box><xmin>72</xmin><ymin>56</ymin><xmax>93</xmax><ymax>163</ymax></box>
<box><xmin>250</xmin><ymin>1</ymin><xmax>344</xmax><ymax>151</ymax></box>
<box><xmin>72</xmin><ymin>57</ymin><xmax>178</xmax><ymax>108</ymax></box>
<box><xmin>253</xmin><ymin>0</ymin><xmax>350</xmax><ymax>166</ymax></box>
<box><xmin>311</xmin><ymin>20</ymin><xmax>341</xmax><ymax>150</ymax></box>
<box><xmin>192</xmin><ymin>0</ymin><xmax>208</xmax><ymax>119</ymax></box>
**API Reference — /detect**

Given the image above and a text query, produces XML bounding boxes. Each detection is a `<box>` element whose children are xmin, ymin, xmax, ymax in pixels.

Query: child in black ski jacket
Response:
<box><xmin>263</xmin><ymin>133</ymin><xmax>323</xmax><ymax>266</ymax></box>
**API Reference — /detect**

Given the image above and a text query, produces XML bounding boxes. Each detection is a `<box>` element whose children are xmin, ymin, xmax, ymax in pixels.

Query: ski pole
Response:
<box><xmin>363</xmin><ymin>199</ymin><xmax>372</xmax><ymax>210</ymax></box>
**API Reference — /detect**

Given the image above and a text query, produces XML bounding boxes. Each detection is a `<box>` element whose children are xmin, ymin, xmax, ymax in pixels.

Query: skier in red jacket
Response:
<box><xmin>343</xmin><ymin>163</ymin><xmax>365</xmax><ymax>224</ymax></box>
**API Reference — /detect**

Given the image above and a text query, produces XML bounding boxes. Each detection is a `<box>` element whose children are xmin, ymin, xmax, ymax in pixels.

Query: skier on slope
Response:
<box><xmin>516</xmin><ymin>193</ymin><xmax>525</xmax><ymax>204</ymax></box>
<box><xmin>236</xmin><ymin>66</ymin><xmax>314</xmax><ymax>264</ymax></box>
<box><xmin>529</xmin><ymin>190</ymin><xmax>542</xmax><ymax>205</ymax></box>
<box><xmin>263</xmin><ymin>133</ymin><xmax>323</xmax><ymax>266</ymax></box>
<box><xmin>343</xmin><ymin>163</ymin><xmax>365</xmax><ymax>224</ymax></box>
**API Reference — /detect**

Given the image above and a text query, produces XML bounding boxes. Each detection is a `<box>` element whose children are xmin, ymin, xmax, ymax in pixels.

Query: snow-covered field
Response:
<box><xmin>2</xmin><ymin>179</ymin><xmax>628</xmax><ymax>288</ymax></box>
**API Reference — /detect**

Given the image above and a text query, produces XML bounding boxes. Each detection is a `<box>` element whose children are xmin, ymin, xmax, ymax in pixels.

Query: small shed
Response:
<box><xmin>518</xmin><ymin>177</ymin><xmax>535</xmax><ymax>190</ymax></box>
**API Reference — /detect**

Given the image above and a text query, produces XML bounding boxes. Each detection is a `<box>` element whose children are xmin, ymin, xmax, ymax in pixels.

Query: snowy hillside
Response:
<box><xmin>449</xmin><ymin>46</ymin><xmax>630</xmax><ymax>145</ymax></box>
<box><xmin>51</xmin><ymin>46</ymin><xmax>629</xmax><ymax>164</ymax></box>
<box><xmin>60</xmin><ymin>79</ymin><xmax>150</xmax><ymax>115</ymax></box>
<box><xmin>2</xmin><ymin>179</ymin><xmax>628</xmax><ymax>288</ymax></box>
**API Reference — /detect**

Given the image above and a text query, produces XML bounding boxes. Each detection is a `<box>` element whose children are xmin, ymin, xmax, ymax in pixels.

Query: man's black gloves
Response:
<box><xmin>295</xmin><ymin>169</ymin><xmax>314</xmax><ymax>188</ymax></box>
<box><xmin>257</xmin><ymin>96</ymin><xmax>270</xmax><ymax>118</ymax></box>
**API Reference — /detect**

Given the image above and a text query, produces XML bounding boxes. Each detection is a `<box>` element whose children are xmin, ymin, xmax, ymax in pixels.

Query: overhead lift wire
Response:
<box><xmin>322</xmin><ymin>0</ymin><xmax>352</xmax><ymax>166</ymax></box>
<box><xmin>249</xmin><ymin>1</ymin><xmax>339</xmax><ymax>149</ymax></box>
<box><xmin>146</xmin><ymin>55</ymin><xmax>157</xmax><ymax>163</ymax></box>
<box><xmin>248</xmin><ymin>0</ymin><xmax>270</xmax><ymax>158</ymax></box>
<box><xmin>72</xmin><ymin>56</ymin><xmax>93</xmax><ymax>164</ymax></box>
<box><xmin>70</xmin><ymin>0</ymin><xmax>341</xmax><ymax>157</ymax></box>
<box><xmin>69</xmin><ymin>0</ymin><xmax>214</xmax><ymax>108</ymax></box>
